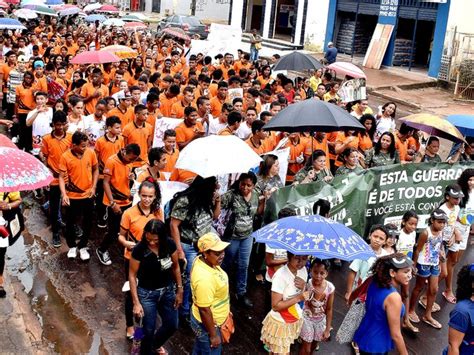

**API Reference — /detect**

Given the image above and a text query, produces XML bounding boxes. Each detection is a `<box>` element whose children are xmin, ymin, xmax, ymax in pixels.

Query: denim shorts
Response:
<box><xmin>416</xmin><ymin>264</ymin><xmax>440</xmax><ymax>278</ymax></box>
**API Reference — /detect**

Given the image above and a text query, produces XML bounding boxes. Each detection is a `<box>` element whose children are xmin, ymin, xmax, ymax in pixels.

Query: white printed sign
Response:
<box><xmin>152</xmin><ymin>117</ymin><xmax>183</xmax><ymax>147</ymax></box>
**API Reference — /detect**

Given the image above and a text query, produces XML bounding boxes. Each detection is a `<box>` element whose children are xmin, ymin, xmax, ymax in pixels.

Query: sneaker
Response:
<box><xmin>74</xmin><ymin>225</ymin><xmax>83</xmax><ymax>238</ymax></box>
<box><xmin>11</xmin><ymin>136</ymin><xmax>18</xmax><ymax>144</ymax></box>
<box><xmin>235</xmin><ymin>293</ymin><xmax>254</xmax><ymax>308</ymax></box>
<box><xmin>97</xmin><ymin>218</ymin><xmax>107</xmax><ymax>229</ymax></box>
<box><xmin>67</xmin><ymin>247</ymin><xmax>77</xmax><ymax>259</ymax></box>
<box><xmin>79</xmin><ymin>248</ymin><xmax>90</xmax><ymax>261</ymax></box>
<box><xmin>52</xmin><ymin>233</ymin><xmax>61</xmax><ymax>248</ymax></box>
<box><xmin>96</xmin><ymin>248</ymin><xmax>112</xmax><ymax>265</ymax></box>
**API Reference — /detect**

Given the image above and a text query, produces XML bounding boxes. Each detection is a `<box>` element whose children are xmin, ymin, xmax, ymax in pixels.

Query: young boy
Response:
<box><xmin>59</xmin><ymin>131</ymin><xmax>99</xmax><ymax>260</ymax></box>
<box><xmin>26</xmin><ymin>91</ymin><xmax>53</xmax><ymax>156</ymax></box>
<box><xmin>122</xmin><ymin>104</ymin><xmax>152</xmax><ymax>167</ymax></box>
<box><xmin>94</xmin><ymin>116</ymin><xmax>124</xmax><ymax>228</ymax></box>
<box><xmin>40</xmin><ymin>111</ymin><xmax>72</xmax><ymax>247</ymax></box>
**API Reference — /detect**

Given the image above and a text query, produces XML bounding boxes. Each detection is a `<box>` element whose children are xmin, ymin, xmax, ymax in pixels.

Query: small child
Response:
<box><xmin>396</xmin><ymin>210</ymin><xmax>419</xmax><ymax>333</ymax></box>
<box><xmin>383</xmin><ymin>223</ymin><xmax>399</xmax><ymax>254</ymax></box>
<box><xmin>299</xmin><ymin>258</ymin><xmax>334</xmax><ymax>354</ymax></box>
<box><xmin>408</xmin><ymin>209</ymin><xmax>447</xmax><ymax>329</ymax></box>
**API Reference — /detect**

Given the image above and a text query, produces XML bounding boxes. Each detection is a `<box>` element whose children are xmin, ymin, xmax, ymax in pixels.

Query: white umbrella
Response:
<box><xmin>175</xmin><ymin>135</ymin><xmax>262</xmax><ymax>178</ymax></box>
<box><xmin>103</xmin><ymin>18</ymin><xmax>125</xmax><ymax>27</ymax></box>
<box><xmin>20</xmin><ymin>0</ymin><xmax>45</xmax><ymax>5</ymax></box>
<box><xmin>83</xmin><ymin>2</ymin><xmax>102</xmax><ymax>12</ymax></box>
<box><xmin>13</xmin><ymin>8</ymin><xmax>38</xmax><ymax>19</ymax></box>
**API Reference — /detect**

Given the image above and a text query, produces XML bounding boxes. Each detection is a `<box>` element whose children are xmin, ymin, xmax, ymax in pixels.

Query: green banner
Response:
<box><xmin>265</xmin><ymin>163</ymin><xmax>473</xmax><ymax>236</ymax></box>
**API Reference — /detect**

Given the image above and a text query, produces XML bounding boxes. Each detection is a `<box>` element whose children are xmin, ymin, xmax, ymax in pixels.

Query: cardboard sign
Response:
<box><xmin>152</xmin><ymin>117</ymin><xmax>183</xmax><ymax>148</ymax></box>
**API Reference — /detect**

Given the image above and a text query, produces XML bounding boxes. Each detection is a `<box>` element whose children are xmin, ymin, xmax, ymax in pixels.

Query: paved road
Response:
<box><xmin>2</xmin><ymin>194</ymin><xmax>470</xmax><ymax>354</ymax></box>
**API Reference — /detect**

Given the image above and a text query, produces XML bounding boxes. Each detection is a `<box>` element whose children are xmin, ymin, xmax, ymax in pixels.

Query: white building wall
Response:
<box><xmin>230</xmin><ymin>0</ymin><xmax>244</xmax><ymax>27</ymax></box>
<box><xmin>160</xmin><ymin>0</ymin><xmax>192</xmax><ymax>16</ymax></box>
<box><xmin>195</xmin><ymin>0</ymin><xmax>231</xmax><ymax>22</ymax></box>
<box><xmin>446</xmin><ymin>0</ymin><xmax>474</xmax><ymax>34</ymax></box>
<box><xmin>303</xmin><ymin>0</ymin><xmax>329</xmax><ymax>51</ymax></box>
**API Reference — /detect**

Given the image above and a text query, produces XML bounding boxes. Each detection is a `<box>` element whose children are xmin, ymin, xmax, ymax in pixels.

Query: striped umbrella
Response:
<box><xmin>100</xmin><ymin>45</ymin><xmax>138</xmax><ymax>59</ymax></box>
<box><xmin>0</xmin><ymin>18</ymin><xmax>27</xmax><ymax>30</ymax></box>
<box><xmin>327</xmin><ymin>62</ymin><xmax>367</xmax><ymax>79</ymax></box>
<box><xmin>399</xmin><ymin>113</ymin><xmax>466</xmax><ymax>143</ymax></box>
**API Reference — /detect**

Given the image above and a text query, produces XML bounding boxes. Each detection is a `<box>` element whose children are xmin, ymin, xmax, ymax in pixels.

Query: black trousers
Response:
<box><xmin>99</xmin><ymin>204</ymin><xmax>131</xmax><ymax>252</ymax></box>
<box><xmin>65</xmin><ymin>198</ymin><xmax>94</xmax><ymax>249</ymax></box>
<box><xmin>50</xmin><ymin>185</ymin><xmax>62</xmax><ymax>234</ymax></box>
<box><xmin>0</xmin><ymin>247</ymin><xmax>6</xmax><ymax>276</ymax></box>
<box><xmin>95</xmin><ymin>179</ymin><xmax>107</xmax><ymax>223</ymax></box>
<box><xmin>18</xmin><ymin>113</ymin><xmax>32</xmax><ymax>152</ymax></box>
<box><xmin>124</xmin><ymin>259</ymin><xmax>133</xmax><ymax>327</ymax></box>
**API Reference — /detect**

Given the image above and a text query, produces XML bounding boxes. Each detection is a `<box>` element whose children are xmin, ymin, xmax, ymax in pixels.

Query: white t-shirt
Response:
<box><xmin>396</xmin><ymin>229</ymin><xmax>416</xmax><ymax>259</ymax></box>
<box><xmin>236</xmin><ymin>122</ymin><xmax>252</xmax><ymax>140</ymax></box>
<box><xmin>265</xmin><ymin>245</ymin><xmax>288</xmax><ymax>282</ymax></box>
<box><xmin>438</xmin><ymin>203</ymin><xmax>460</xmax><ymax>242</ymax></box>
<box><xmin>269</xmin><ymin>264</ymin><xmax>308</xmax><ymax>322</ymax></box>
<box><xmin>375</xmin><ymin>116</ymin><xmax>395</xmax><ymax>141</ymax></box>
<box><xmin>67</xmin><ymin>116</ymin><xmax>87</xmax><ymax>134</ymax></box>
<box><xmin>27</xmin><ymin>107</ymin><xmax>53</xmax><ymax>155</ymax></box>
<box><xmin>208</xmin><ymin>116</ymin><xmax>226</xmax><ymax>135</ymax></box>
<box><xmin>349</xmin><ymin>248</ymin><xmax>388</xmax><ymax>289</ymax></box>
<box><xmin>83</xmin><ymin>114</ymin><xmax>106</xmax><ymax>146</ymax></box>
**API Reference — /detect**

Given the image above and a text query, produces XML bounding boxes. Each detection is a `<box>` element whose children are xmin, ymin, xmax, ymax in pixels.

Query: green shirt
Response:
<box><xmin>293</xmin><ymin>167</ymin><xmax>332</xmax><ymax>184</ymax></box>
<box><xmin>221</xmin><ymin>190</ymin><xmax>259</xmax><ymax>239</ymax></box>
<box><xmin>364</xmin><ymin>148</ymin><xmax>400</xmax><ymax>167</ymax></box>
<box><xmin>335</xmin><ymin>165</ymin><xmax>364</xmax><ymax>176</ymax></box>
<box><xmin>171</xmin><ymin>195</ymin><xmax>213</xmax><ymax>243</ymax></box>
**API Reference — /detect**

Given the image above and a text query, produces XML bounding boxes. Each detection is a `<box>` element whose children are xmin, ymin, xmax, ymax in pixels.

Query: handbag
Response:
<box><xmin>220</xmin><ymin>312</ymin><xmax>235</xmax><ymax>343</ymax></box>
<box><xmin>336</xmin><ymin>276</ymin><xmax>372</xmax><ymax>344</ymax></box>
<box><xmin>255</xmin><ymin>42</ymin><xmax>262</xmax><ymax>50</ymax></box>
<box><xmin>2</xmin><ymin>193</ymin><xmax>24</xmax><ymax>246</ymax></box>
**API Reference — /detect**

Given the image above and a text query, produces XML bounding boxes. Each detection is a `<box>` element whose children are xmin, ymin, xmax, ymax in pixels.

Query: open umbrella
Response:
<box><xmin>0</xmin><ymin>135</ymin><xmax>17</xmax><ymax>149</ymax></box>
<box><xmin>0</xmin><ymin>2</ymin><xmax>9</xmax><ymax>8</ymax></box>
<box><xmin>0</xmin><ymin>147</ymin><xmax>53</xmax><ymax>192</ymax></box>
<box><xmin>84</xmin><ymin>14</ymin><xmax>106</xmax><ymax>23</ymax></box>
<box><xmin>253</xmin><ymin>215</ymin><xmax>375</xmax><ymax>260</ymax></box>
<box><xmin>83</xmin><ymin>2</ymin><xmax>101</xmax><ymax>12</ymax></box>
<box><xmin>124</xmin><ymin>22</ymin><xmax>147</xmax><ymax>31</ymax></box>
<box><xmin>20</xmin><ymin>0</ymin><xmax>44</xmax><ymax>5</ymax></box>
<box><xmin>13</xmin><ymin>8</ymin><xmax>37</xmax><ymax>19</ymax></box>
<box><xmin>162</xmin><ymin>27</ymin><xmax>190</xmax><ymax>41</ymax></box>
<box><xmin>273</xmin><ymin>52</ymin><xmax>323</xmax><ymax>71</ymax></box>
<box><xmin>97</xmin><ymin>4</ymin><xmax>118</xmax><ymax>13</ymax></box>
<box><xmin>58</xmin><ymin>5</ymin><xmax>80</xmax><ymax>16</ymax></box>
<box><xmin>446</xmin><ymin>114</ymin><xmax>474</xmax><ymax>137</ymax></box>
<box><xmin>0</xmin><ymin>18</ymin><xmax>27</xmax><ymax>30</ymax></box>
<box><xmin>103</xmin><ymin>18</ymin><xmax>125</xmax><ymax>27</ymax></box>
<box><xmin>399</xmin><ymin>113</ymin><xmax>466</xmax><ymax>143</ymax></box>
<box><xmin>70</xmin><ymin>50</ymin><xmax>120</xmax><ymax>65</ymax></box>
<box><xmin>22</xmin><ymin>4</ymin><xmax>58</xmax><ymax>16</ymax></box>
<box><xmin>327</xmin><ymin>62</ymin><xmax>367</xmax><ymax>79</ymax></box>
<box><xmin>5</xmin><ymin>0</ymin><xmax>20</xmax><ymax>3</ymax></box>
<box><xmin>100</xmin><ymin>45</ymin><xmax>138</xmax><ymax>59</ymax></box>
<box><xmin>45</xmin><ymin>0</ymin><xmax>63</xmax><ymax>4</ymax></box>
<box><xmin>263</xmin><ymin>99</ymin><xmax>365</xmax><ymax>133</ymax></box>
<box><xmin>175</xmin><ymin>135</ymin><xmax>262</xmax><ymax>178</ymax></box>
<box><xmin>122</xmin><ymin>14</ymin><xmax>144</xmax><ymax>22</ymax></box>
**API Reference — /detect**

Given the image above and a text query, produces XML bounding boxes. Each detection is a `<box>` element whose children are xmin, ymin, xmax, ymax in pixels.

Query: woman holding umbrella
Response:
<box><xmin>414</xmin><ymin>136</ymin><xmax>442</xmax><ymax>163</ymax></box>
<box><xmin>293</xmin><ymin>150</ymin><xmax>332</xmax><ymax>185</ymax></box>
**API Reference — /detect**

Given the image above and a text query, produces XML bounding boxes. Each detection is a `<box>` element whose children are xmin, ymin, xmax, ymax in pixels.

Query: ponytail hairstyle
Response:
<box><xmin>401</xmin><ymin>210</ymin><xmax>418</xmax><ymax>228</ymax></box>
<box><xmin>139</xmin><ymin>179</ymin><xmax>162</xmax><ymax>213</ymax></box>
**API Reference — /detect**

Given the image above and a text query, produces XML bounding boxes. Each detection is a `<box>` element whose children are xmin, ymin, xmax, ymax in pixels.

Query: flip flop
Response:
<box><xmin>157</xmin><ymin>347</ymin><xmax>169</xmax><ymax>355</ymax></box>
<box><xmin>351</xmin><ymin>341</ymin><xmax>360</xmax><ymax>355</ymax></box>
<box><xmin>403</xmin><ymin>321</ymin><xmax>420</xmax><ymax>333</ymax></box>
<box><xmin>408</xmin><ymin>312</ymin><xmax>420</xmax><ymax>323</ymax></box>
<box><xmin>422</xmin><ymin>317</ymin><xmax>442</xmax><ymax>329</ymax></box>
<box><xmin>442</xmin><ymin>291</ymin><xmax>457</xmax><ymax>304</ymax></box>
<box><xmin>419</xmin><ymin>298</ymin><xmax>441</xmax><ymax>312</ymax></box>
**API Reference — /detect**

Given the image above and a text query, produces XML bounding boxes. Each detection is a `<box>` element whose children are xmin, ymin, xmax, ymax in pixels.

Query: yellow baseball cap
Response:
<box><xmin>197</xmin><ymin>233</ymin><xmax>229</xmax><ymax>253</ymax></box>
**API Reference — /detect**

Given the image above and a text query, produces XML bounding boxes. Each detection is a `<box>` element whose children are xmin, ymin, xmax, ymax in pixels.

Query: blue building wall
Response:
<box><xmin>324</xmin><ymin>0</ymin><xmax>451</xmax><ymax>78</ymax></box>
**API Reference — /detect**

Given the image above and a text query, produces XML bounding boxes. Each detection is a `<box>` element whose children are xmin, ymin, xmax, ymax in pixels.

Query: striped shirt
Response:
<box><xmin>7</xmin><ymin>69</ymin><xmax>24</xmax><ymax>104</ymax></box>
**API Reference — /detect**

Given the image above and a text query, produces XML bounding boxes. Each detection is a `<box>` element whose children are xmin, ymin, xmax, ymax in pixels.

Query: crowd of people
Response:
<box><xmin>0</xmin><ymin>6</ymin><xmax>471</xmax><ymax>355</ymax></box>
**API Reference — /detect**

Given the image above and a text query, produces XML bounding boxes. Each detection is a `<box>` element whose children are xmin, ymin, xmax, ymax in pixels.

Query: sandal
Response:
<box><xmin>419</xmin><ymin>298</ymin><xmax>441</xmax><ymax>312</ymax></box>
<box><xmin>351</xmin><ymin>341</ymin><xmax>360</xmax><ymax>355</ymax></box>
<box><xmin>403</xmin><ymin>320</ymin><xmax>419</xmax><ymax>333</ymax></box>
<box><xmin>442</xmin><ymin>291</ymin><xmax>457</xmax><ymax>304</ymax></box>
<box><xmin>422</xmin><ymin>316</ymin><xmax>442</xmax><ymax>329</ymax></box>
<box><xmin>156</xmin><ymin>347</ymin><xmax>168</xmax><ymax>354</ymax></box>
<box><xmin>408</xmin><ymin>312</ymin><xmax>420</xmax><ymax>323</ymax></box>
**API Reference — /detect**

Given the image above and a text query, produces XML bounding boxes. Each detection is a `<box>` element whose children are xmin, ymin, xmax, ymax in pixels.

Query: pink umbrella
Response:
<box><xmin>327</xmin><ymin>62</ymin><xmax>367</xmax><ymax>79</ymax></box>
<box><xmin>0</xmin><ymin>2</ymin><xmax>9</xmax><ymax>9</ymax></box>
<box><xmin>70</xmin><ymin>50</ymin><xmax>120</xmax><ymax>64</ymax></box>
<box><xmin>0</xmin><ymin>147</ymin><xmax>53</xmax><ymax>192</ymax></box>
<box><xmin>97</xmin><ymin>4</ymin><xmax>118</xmax><ymax>13</ymax></box>
<box><xmin>0</xmin><ymin>134</ymin><xmax>17</xmax><ymax>149</ymax></box>
<box><xmin>124</xmin><ymin>22</ymin><xmax>147</xmax><ymax>31</ymax></box>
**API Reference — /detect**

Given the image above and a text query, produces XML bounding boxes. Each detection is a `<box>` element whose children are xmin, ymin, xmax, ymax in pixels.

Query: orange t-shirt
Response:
<box><xmin>209</xmin><ymin>96</ymin><xmax>227</xmax><ymax>117</ymax></box>
<box><xmin>94</xmin><ymin>134</ymin><xmax>124</xmax><ymax>175</ymax></box>
<box><xmin>34</xmin><ymin>76</ymin><xmax>48</xmax><ymax>93</ymax></box>
<box><xmin>302</xmin><ymin>135</ymin><xmax>330</xmax><ymax>169</ymax></box>
<box><xmin>120</xmin><ymin>204</ymin><xmax>164</xmax><ymax>259</ymax></box>
<box><xmin>335</xmin><ymin>132</ymin><xmax>359</xmax><ymax>167</ymax></box>
<box><xmin>146</xmin><ymin>109</ymin><xmax>162</xmax><ymax>132</ymax></box>
<box><xmin>102</xmin><ymin>153</ymin><xmax>132</xmax><ymax>207</ymax></box>
<box><xmin>159</xmin><ymin>93</ymin><xmax>178</xmax><ymax>117</ymax></box>
<box><xmin>171</xmin><ymin>101</ymin><xmax>193</xmax><ymax>119</ymax></box>
<box><xmin>41</xmin><ymin>132</ymin><xmax>72</xmax><ymax>186</ymax></box>
<box><xmin>0</xmin><ymin>63</ymin><xmax>15</xmax><ymax>93</ymax></box>
<box><xmin>169</xmin><ymin>168</ymin><xmax>197</xmax><ymax>185</ymax></box>
<box><xmin>218</xmin><ymin>127</ymin><xmax>233</xmax><ymax>136</ymax></box>
<box><xmin>245</xmin><ymin>136</ymin><xmax>271</xmax><ymax>155</ymax></box>
<box><xmin>106</xmin><ymin>106</ymin><xmax>135</xmax><ymax>127</ymax></box>
<box><xmin>162</xmin><ymin>148</ymin><xmax>179</xmax><ymax>173</ymax></box>
<box><xmin>136</xmin><ymin>166</ymin><xmax>167</xmax><ymax>183</ymax></box>
<box><xmin>15</xmin><ymin>85</ymin><xmax>35</xmax><ymax>114</ymax></box>
<box><xmin>208</xmin><ymin>83</ymin><xmax>218</xmax><ymax>98</ymax></box>
<box><xmin>358</xmin><ymin>133</ymin><xmax>373</xmax><ymax>153</ymax></box>
<box><xmin>122</xmin><ymin>121</ymin><xmax>152</xmax><ymax>165</ymax></box>
<box><xmin>175</xmin><ymin>121</ymin><xmax>204</xmax><ymax>145</ymax></box>
<box><xmin>59</xmin><ymin>148</ymin><xmax>98</xmax><ymax>199</ymax></box>
<box><xmin>80</xmin><ymin>83</ymin><xmax>109</xmax><ymax>115</ymax></box>
<box><xmin>284</xmin><ymin>139</ymin><xmax>306</xmax><ymax>182</ymax></box>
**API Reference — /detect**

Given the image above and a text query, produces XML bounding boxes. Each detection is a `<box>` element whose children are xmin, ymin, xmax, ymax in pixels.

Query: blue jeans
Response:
<box><xmin>250</xmin><ymin>47</ymin><xmax>259</xmax><ymax>61</ymax></box>
<box><xmin>190</xmin><ymin>313</ymin><xmax>222</xmax><ymax>355</ymax></box>
<box><xmin>181</xmin><ymin>242</ymin><xmax>199</xmax><ymax>318</ymax></box>
<box><xmin>222</xmin><ymin>236</ymin><xmax>253</xmax><ymax>296</ymax></box>
<box><xmin>138</xmin><ymin>286</ymin><xmax>178</xmax><ymax>355</ymax></box>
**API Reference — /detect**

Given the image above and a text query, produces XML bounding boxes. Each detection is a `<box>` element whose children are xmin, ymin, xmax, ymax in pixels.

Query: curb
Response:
<box><xmin>368</xmin><ymin>89</ymin><xmax>422</xmax><ymax>110</ymax></box>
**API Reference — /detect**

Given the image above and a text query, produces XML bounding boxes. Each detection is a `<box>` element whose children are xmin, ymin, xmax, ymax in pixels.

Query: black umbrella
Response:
<box><xmin>273</xmin><ymin>52</ymin><xmax>323</xmax><ymax>71</ymax></box>
<box><xmin>263</xmin><ymin>99</ymin><xmax>365</xmax><ymax>133</ymax></box>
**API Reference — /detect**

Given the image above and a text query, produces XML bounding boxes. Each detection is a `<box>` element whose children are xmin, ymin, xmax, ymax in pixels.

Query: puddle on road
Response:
<box><xmin>6</xmin><ymin>234</ymin><xmax>103</xmax><ymax>354</ymax></box>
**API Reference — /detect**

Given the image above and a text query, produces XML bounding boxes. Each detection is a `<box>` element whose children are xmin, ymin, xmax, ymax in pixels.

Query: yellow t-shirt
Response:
<box><xmin>0</xmin><ymin>192</ymin><xmax>21</xmax><ymax>202</ymax></box>
<box><xmin>191</xmin><ymin>256</ymin><xmax>230</xmax><ymax>326</ymax></box>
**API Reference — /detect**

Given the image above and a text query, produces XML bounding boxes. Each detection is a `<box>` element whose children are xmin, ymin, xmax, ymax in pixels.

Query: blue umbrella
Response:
<box><xmin>447</xmin><ymin>114</ymin><xmax>474</xmax><ymax>137</ymax></box>
<box><xmin>0</xmin><ymin>18</ymin><xmax>27</xmax><ymax>30</ymax></box>
<box><xmin>84</xmin><ymin>14</ymin><xmax>107</xmax><ymax>23</ymax></box>
<box><xmin>252</xmin><ymin>215</ymin><xmax>375</xmax><ymax>261</ymax></box>
<box><xmin>46</xmin><ymin>0</ymin><xmax>63</xmax><ymax>4</ymax></box>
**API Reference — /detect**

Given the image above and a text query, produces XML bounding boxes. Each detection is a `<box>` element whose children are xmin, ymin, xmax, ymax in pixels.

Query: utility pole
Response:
<box><xmin>190</xmin><ymin>0</ymin><xmax>196</xmax><ymax>15</ymax></box>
